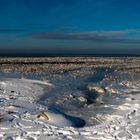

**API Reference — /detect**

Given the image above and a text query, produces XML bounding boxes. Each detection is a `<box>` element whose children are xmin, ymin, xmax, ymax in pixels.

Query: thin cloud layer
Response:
<box><xmin>0</xmin><ymin>29</ymin><xmax>23</xmax><ymax>33</ymax></box>
<box><xmin>0</xmin><ymin>0</ymin><xmax>140</xmax><ymax>54</ymax></box>
<box><xmin>28</xmin><ymin>30</ymin><xmax>140</xmax><ymax>43</ymax></box>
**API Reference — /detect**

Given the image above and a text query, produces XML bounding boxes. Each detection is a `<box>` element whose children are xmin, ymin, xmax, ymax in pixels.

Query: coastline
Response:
<box><xmin>0</xmin><ymin>57</ymin><xmax>140</xmax><ymax>74</ymax></box>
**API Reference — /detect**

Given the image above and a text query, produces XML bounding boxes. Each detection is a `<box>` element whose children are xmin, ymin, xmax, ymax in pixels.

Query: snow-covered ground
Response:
<box><xmin>0</xmin><ymin>70</ymin><xmax>140</xmax><ymax>140</ymax></box>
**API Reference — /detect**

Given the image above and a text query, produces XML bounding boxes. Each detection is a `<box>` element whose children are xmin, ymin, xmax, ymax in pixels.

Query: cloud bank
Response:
<box><xmin>28</xmin><ymin>29</ymin><xmax>140</xmax><ymax>43</ymax></box>
<box><xmin>0</xmin><ymin>29</ymin><xmax>23</xmax><ymax>33</ymax></box>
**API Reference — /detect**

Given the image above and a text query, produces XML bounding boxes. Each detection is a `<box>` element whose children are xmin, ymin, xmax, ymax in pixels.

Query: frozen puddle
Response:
<box><xmin>0</xmin><ymin>74</ymin><xmax>140</xmax><ymax>140</ymax></box>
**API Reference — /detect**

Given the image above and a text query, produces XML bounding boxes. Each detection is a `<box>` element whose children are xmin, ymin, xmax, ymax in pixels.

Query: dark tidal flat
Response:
<box><xmin>0</xmin><ymin>57</ymin><xmax>140</xmax><ymax>74</ymax></box>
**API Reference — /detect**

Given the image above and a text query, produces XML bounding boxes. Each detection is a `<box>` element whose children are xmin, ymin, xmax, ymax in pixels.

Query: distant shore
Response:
<box><xmin>0</xmin><ymin>57</ymin><xmax>140</xmax><ymax>74</ymax></box>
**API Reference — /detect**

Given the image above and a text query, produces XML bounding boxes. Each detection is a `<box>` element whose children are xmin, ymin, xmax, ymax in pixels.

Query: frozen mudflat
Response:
<box><xmin>0</xmin><ymin>58</ymin><xmax>140</xmax><ymax>140</ymax></box>
<box><xmin>0</xmin><ymin>74</ymin><xmax>140</xmax><ymax>140</ymax></box>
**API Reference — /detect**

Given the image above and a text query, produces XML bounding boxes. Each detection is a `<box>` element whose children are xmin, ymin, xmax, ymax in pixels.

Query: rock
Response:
<box><xmin>78</xmin><ymin>97</ymin><xmax>87</xmax><ymax>107</ymax></box>
<box><xmin>78</xmin><ymin>97</ymin><xmax>87</xmax><ymax>103</ymax></box>
<box><xmin>87</xmin><ymin>84</ymin><xmax>106</xmax><ymax>104</ymax></box>
<box><xmin>70</xmin><ymin>94</ymin><xmax>76</xmax><ymax>98</ymax></box>
<box><xmin>120</xmin><ymin>81</ymin><xmax>130</xmax><ymax>87</ymax></box>
<box><xmin>56</xmin><ymin>100</ymin><xmax>63</xmax><ymax>104</ymax></box>
<box><xmin>106</xmin><ymin>87</ymin><xmax>118</xmax><ymax>94</ymax></box>
<box><xmin>37</xmin><ymin>111</ymin><xmax>49</xmax><ymax>121</ymax></box>
<box><xmin>87</xmin><ymin>84</ymin><xmax>105</xmax><ymax>94</ymax></box>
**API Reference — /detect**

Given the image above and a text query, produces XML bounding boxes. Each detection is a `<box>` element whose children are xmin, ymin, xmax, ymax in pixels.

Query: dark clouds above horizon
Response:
<box><xmin>0</xmin><ymin>0</ymin><xmax>140</xmax><ymax>55</ymax></box>
<box><xmin>28</xmin><ymin>30</ymin><xmax>140</xmax><ymax>44</ymax></box>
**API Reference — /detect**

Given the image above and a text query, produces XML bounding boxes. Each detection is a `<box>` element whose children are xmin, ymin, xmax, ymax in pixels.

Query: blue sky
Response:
<box><xmin>0</xmin><ymin>0</ymin><xmax>140</xmax><ymax>54</ymax></box>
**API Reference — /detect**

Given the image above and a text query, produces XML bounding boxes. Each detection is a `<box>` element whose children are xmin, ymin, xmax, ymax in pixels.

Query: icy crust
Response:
<box><xmin>0</xmin><ymin>78</ymin><xmax>140</xmax><ymax>140</ymax></box>
<box><xmin>0</xmin><ymin>79</ymin><xmax>74</xmax><ymax>139</ymax></box>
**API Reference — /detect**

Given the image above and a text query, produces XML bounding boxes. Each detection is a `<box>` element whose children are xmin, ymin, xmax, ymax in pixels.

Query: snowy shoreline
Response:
<box><xmin>1</xmin><ymin>57</ymin><xmax>140</xmax><ymax>74</ymax></box>
<box><xmin>0</xmin><ymin>68</ymin><xmax>140</xmax><ymax>140</ymax></box>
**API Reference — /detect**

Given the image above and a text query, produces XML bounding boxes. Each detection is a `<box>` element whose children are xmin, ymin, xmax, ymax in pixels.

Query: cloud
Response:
<box><xmin>0</xmin><ymin>29</ymin><xmax>23</xmax><ymax>33</ymax></box>
<box><xmin>52</xmin><ymin>25</ymin><xmax>78</xmax><ymax>32</ymax></box>
<box><xmin>27</xmin><ymin>29</ymin><xmax>140</xmax><ymax>43</ymax></box>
